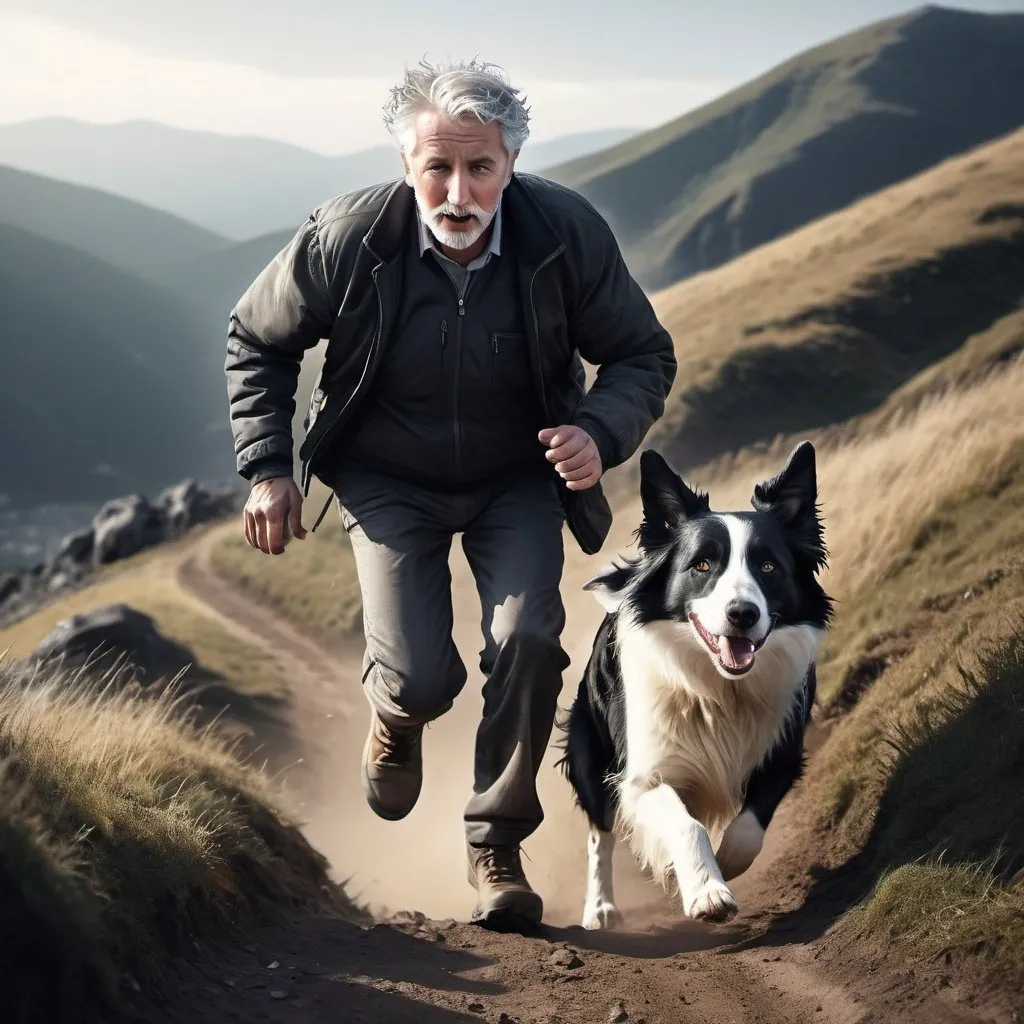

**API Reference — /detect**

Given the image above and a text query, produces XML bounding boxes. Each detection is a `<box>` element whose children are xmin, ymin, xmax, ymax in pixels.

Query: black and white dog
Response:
<box><xmin>559</xmin><ymin>441</ymin><xmax>833</xmax><ymax>929</ymax></box>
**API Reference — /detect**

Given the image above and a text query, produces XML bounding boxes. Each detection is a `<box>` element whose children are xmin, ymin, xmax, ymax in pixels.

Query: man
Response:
<box><xmin>225</xmin><ymin>58</ymin><xmax>676</xmax><ymax>930</ymax></box>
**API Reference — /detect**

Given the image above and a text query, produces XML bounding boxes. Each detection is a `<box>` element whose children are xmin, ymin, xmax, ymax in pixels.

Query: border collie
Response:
<box><xmin>559</xmin><ymin>441</ymin><xmax>833</xmax><ymax>928</ymax></box>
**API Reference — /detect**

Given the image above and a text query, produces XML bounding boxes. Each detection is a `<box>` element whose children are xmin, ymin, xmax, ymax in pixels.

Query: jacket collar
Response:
<box><xmin>362</xmin><ymin>174</ymin><xmax>563</xmax><ymax>270</ymax></box>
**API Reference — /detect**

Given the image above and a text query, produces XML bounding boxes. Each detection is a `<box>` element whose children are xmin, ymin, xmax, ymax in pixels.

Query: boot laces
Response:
<box><xmin>375</xmin><ymin>719</ymin><xmax>418</xmax><ymax>766</ymax></box>
<box><xmin>479</xmin><ymin>846</ymin><xmax>526</xmax><ymax>884</ymax></box>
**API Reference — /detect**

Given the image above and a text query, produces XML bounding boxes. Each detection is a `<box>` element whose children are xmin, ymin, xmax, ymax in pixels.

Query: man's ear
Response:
<box><xmin>400</xmin><ymin>149</ymin><xmax>413</xmax><ymax>187</ymax></box>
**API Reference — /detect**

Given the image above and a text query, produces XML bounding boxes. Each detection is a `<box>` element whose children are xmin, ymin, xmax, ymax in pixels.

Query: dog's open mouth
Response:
<box><xmin>689</xmin><ymin>613</ymin><xmax>769</xmax><ymax>675</ymax></box>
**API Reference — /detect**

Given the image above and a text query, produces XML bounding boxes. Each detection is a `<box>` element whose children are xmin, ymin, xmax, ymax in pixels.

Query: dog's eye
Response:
<box><xmin>693</xmin><ymin>559</ymin><xmax>711</xmax><ymax>573</ymax></box>
<box><xmin>761</xmin><ymin>561</ymin><xmax>776</xmax><ymax>574</ymax></box>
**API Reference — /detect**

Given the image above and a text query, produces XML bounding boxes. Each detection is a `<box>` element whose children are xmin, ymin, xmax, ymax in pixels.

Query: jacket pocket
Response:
<box><xmin>490</xmin><ymin>331</ymin><xmax>529</xmax><ymax>390</ymax></box>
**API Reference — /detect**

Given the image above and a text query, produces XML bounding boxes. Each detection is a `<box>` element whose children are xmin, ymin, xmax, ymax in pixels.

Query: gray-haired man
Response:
<box><xmin>225</xmin><ymin>59</ymin><xmax>676</xmax><ymax>930</ymax></box>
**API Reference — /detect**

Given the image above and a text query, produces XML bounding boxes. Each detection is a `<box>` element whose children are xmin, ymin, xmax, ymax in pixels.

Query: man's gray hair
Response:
<box><xmin>383</xmin><ymin>58</ymin><xmax>531</xmax><ymax>154</ymax></box>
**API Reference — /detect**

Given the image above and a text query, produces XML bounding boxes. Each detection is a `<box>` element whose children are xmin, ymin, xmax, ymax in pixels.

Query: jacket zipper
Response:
<box><xmin>440</xmin><ymin>319</ymin><xmax>448</xmax><ymax>391</ymax></box>
<box><xmin>454</xmin><ymin>296</ymin><xmax>465</xmax><ymax>477</ymax></box>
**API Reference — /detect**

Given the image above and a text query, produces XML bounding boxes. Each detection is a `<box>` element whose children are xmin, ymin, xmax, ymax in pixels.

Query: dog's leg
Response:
<box><xmin>716</xmin><ymin>808</ymin><xmax>765</xmax><ymax>881</ymax></box>
<box><xmin>718</xmin><ymin>667</ymin><xmax>816</xmax><ymax>881</ymax></box>
<box><xmin>628</xmin><ymin>782</ymin><xmax>737</xmax><ymax>922</ymax></box>
<box><xmin>581</xmin><ymin>826</ymin><xmax>622</xmax><ymax>930</ymax></box>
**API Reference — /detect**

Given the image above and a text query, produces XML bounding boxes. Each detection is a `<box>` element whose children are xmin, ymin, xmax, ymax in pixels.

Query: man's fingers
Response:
<box><xmin>265</xmin><ymin>510</ymin><xmax>286</xmax><ymax>555</ymax></box>
<box><xmin>545</xmin><ymin>437</ymin><xmax>588</xmax><ymax>463</ymax></box>
<box><xmin>558</xmin><ymin>462</ymin><xmax>597</xmax><ymax>482</ymax></box>
<box><xmin>555</xmin><ymin>448</ymin><xmax>595</xmax><ymax>474</ymax></box>
<box><xmin>243</xmin><ymin>510</ymin><xmax>255</xmax><ymax>549</ymax></box>
<box><xmin>288</xmin><ymin>499</ymin><xmax>308</xmax><ymax>541</ymax></box>
<box><xmin>566</xmin><ymin>470</ymin><xmax>600</xmax><ymax>491</ymax></box>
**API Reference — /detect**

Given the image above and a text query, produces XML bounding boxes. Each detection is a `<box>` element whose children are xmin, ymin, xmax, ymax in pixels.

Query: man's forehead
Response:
<box><xmin>408</xmin><ymin>110</ymin><xmax>504</xmax><ymax>155</ymax></box>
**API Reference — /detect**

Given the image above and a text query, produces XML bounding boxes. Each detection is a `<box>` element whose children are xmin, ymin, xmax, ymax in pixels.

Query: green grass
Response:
<box><xmin>209</xmin><ymin>501</ymin><xmax>363</xmax><ymax>646</ymax></box>
<box><xmin>840</xmin><ymin>626</ymin><xmax>1024</xmax><ymax>992</ymax></box>
<box><xmin>0</xmin><ymin>657</ymin><xmax>360</xmax><ymax>1022</ymax></box>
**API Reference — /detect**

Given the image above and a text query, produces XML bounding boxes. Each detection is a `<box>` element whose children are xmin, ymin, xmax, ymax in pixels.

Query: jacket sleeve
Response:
<box><xmin>224</xmin><ymin>214</ymin><xmax>335</xmax><ymax>483</ymax></box>
<box><xmin>567</xmin><ymin>218</ymin><xmax>677</xmax><ymax>472</ymax></box>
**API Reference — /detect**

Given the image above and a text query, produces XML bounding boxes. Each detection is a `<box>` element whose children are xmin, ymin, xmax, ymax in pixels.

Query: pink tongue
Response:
<box><xmin>720</xmin><ymin>635</ymin><xmax>756</xmax><ymax>670</ymax></box>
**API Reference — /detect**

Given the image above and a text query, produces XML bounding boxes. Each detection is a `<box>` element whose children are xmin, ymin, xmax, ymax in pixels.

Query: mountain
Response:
<box><xmin>0</xmin><ymin>223</ymin><xmax>236</xmax><ymax>509</ymax></box>
<box><xmin>0</xmin><ymin>120</ymin><xmax>639</xmax><ymax>240</ymax></box>
<box><xmin>545</xmin><ymin>5</ymin><xmax>1024</xmax><ymax>290</ymax></box>
<box><xmin>636</xmin><ymin>127</ymin><xmax>1024</xmax><ymax>477</ymax></box>
<box><xmin>0</xmin><ymin>164</ymin><xmax>226</xmax><ymax>276</ymax></box>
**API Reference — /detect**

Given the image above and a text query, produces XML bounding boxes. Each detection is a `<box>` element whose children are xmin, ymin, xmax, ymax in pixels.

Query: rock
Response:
<box><xmin>29</xmin><ymin>603</ymin><xmax>199</xmax><ymax>687</ymax></box>
<box><xmin>157</xmin><ymin>479</ymin><xmax>240</xmax><ymax>538</ymax></box>
<box><xmin>0</xmin><ymin>572</ymin><xmax>22</xmax><ymax>607</ymax></box>
<box><xmin>549</xmin><ymin>947</ymin><xmax>584</xmax><ymax>970</ymax></box>
<box><xmin>92</xmin><ymin>495</ymin><xmax>167</xmax><ymax>565</ymax></box>
<box><xmin>54</xmin><ymin>527</ymin><xmax>94</xmax><ymax>567</ymax></box>
<box><xmin>609</xmin><ymin>1001</ymin><xmax>629</xmax><ymax>1023</ymax></box>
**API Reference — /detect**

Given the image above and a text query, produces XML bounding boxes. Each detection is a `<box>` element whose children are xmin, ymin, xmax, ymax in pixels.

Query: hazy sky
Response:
<box><xmin>1</xmin><ymin>1</ymin><xmax>1021</xmax><ymax>154</ymax></box>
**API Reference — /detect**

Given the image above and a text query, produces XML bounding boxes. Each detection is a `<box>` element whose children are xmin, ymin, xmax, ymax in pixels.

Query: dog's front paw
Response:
<box><xmin>582</xmin><ymin>901</ymin><xmax>624</xmax><ymax>930</ymax></box>
<box><xmin>685</xmin><ymin>882</ymin><xmax>738</xmax><ymax>923</ymax></box>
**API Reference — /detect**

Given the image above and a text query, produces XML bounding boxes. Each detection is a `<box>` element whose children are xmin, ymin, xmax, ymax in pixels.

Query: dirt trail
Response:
<box><xmin>170</xmin><ymin>518</ymin><xmax>1003</xmax><ymax>1024</ymax></box>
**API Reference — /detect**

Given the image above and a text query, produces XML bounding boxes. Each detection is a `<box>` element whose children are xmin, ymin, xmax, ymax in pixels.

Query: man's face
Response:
<box><xmin>401</xmin><ymin>108</ymin><xmax>516</xmax><ymax>257</ymax></box>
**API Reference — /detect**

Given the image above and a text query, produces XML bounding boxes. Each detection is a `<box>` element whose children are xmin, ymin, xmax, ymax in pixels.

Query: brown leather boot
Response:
<box><xmin>361</xmin><ymin>707</ymin><xmax>423</xmax><ymax>821</ymax></box>
<box><xmin>467</xmin><ymin>843</ymin><xmax>543</xmax><ymax>930</ymax></box>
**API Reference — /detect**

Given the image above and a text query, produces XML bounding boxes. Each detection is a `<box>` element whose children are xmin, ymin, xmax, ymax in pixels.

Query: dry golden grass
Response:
<box><xmin>683</xmin><ymin>362</ymin><xmax>1024</xmax><ymax>991</ymax></box>
<box><xmin>651</xmin><ymin>128</ymin><xmax>1024</xmax><ymax>378</ymax></box>
<box><xmin>641</xmin><ymin>127</ymin><xmax>1024</xmax><ymax>469</ymax></box>
<box><xmin>209</xmin><ymin>496</ymin><xmax>363</xmax><ymax>646</ymax></box>
<box><xmin>0</xmin><ymin>657</ymin><xmax>357</xmax><ymax>1022</ymax></box>
<box><xmin>0</xmin><ymin>534</ymin><xmax>286</xmax><ymax>701</ymax></box>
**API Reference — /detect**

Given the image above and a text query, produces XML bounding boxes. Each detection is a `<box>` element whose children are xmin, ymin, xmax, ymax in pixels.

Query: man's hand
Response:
<box><xmin>243</xmin><ymin>476</ymin><xmax>308</xmax><ymax>555</ymax></box>
<box><xmin>538</xmin><ymin>425</ymin><xmax>603</xmax><ymax>491</ymax></box>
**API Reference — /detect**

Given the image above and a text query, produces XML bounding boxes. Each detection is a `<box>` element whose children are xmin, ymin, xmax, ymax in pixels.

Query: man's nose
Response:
<box><xmin>447</xmin><ymin>171</ymin><xmax>470</xmax><ymax>208</ymax></box>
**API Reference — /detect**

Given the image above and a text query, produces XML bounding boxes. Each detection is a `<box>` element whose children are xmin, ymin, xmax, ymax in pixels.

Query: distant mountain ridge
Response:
<box><xmin>0</xmin><ymin>163</ymin><xmax>226</xmax><ymax>275</ymax></box>
<box><xmin>0</xmin><ymin>120</ymin><xmax>639</xmax><ymax>239</ymax></box>
<box><xmin>544</xmin><ymin>4</ymin><xmax>1024</xmax><ymax>289</ymax></box>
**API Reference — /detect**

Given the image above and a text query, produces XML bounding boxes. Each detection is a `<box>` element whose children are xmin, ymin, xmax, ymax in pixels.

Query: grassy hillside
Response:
<box><xmin>0</xmin><ymin>163</ymin><xmax>225</xmax><ymax>275</ymax></box>
<box><xmin>0</xmin><ymin>655</ymin><xmax>356</xmax><ymax>1022</ymax></box>
<box><xmin>640</xmin><ymin>127</ymin><xmax>1024</xmax><ymax>476</ymax></box>
<box><xmin>0</xmin><ymin>222</ymin><xmax>236</xmax><ymax>508</ymax></box>
<box><xmin>675</xmin><ymin>356</ymin><xmax>1024</xmax><ymax>1002</ymax></box>
<box><xmin>546</xmin><ymin>5</ymin><xmax>1024</xmax><ymax>289</ymax></box>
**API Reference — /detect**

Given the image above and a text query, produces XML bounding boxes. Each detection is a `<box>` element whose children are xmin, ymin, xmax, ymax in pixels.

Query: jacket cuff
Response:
<box><xmin>573</xmin><ymin>414</ymin><xmax>618</xmax><ymax>472</ymax></box>
<box><xmin>242</xmin><ymin>460</ymin><xmax>294</xmax><ymax>485</ymax></box>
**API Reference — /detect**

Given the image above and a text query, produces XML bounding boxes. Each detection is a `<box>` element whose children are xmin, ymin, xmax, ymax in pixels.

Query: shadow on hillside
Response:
<box><xmin>725</xmin><ymin>628</ymin><xmax>1024</xmax><ymax>953</ymax></box>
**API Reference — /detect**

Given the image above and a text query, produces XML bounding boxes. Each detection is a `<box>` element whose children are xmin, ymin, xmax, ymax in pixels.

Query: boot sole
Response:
<box><xmin>470</xmin><ymin>891</ymin><xmax>544</xmax><ymax>932</ymax></box>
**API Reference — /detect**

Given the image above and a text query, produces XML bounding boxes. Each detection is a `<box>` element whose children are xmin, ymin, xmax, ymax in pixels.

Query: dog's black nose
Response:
<box><xmin>726</xmin><ymin>601</ymin><xmax>761</xmax><ymax>631</ymax></box>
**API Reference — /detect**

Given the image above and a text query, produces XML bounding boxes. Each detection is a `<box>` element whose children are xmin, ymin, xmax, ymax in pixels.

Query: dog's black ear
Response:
<box><xmin>638</xmin><ymin>450</ymin><xmax>709</xmax><ymax>549</ymax></box>
<box><xmin>752</xmin><ymin>441</ymin><xmax>828</xmax><ymax>570</ymax></box>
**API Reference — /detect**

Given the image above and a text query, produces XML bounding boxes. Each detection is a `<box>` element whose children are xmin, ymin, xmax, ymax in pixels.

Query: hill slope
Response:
<box><xmin>0</xmin><ymin>120</ymin><xmax>638</xmax><ymax>239</ymax></box>
<box><xmin>0</xmin><ymin>163</ymin><xmax>226</xmax><ymax>275</ymax></box>
<box><xmin>0</xmin><ymin>223</ymin><xmax>235</xmax><ymax>508</ymax></box>
<box><xmin>639</xmin><ymin>127</ymin><xmax>1024</xmax><ymax>475</ymax></box>
<box><xmin>546</xmin><ymin>5</ymin><xmax>1024</xmax><ymax>289</ymax></box>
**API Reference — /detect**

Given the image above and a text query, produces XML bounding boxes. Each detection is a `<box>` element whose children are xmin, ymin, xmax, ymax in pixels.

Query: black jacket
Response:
<box><xmin>225</xmin><ymin>172</ymin><xmax>676</xmax><ymax>554</ymax></box>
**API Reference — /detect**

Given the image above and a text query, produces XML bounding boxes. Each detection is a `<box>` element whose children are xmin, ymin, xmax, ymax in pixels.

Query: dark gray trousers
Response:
<box><xmin>334</xmin><ymin>468</ymin><xmax>569</xmax><ymax>847</ymax></box>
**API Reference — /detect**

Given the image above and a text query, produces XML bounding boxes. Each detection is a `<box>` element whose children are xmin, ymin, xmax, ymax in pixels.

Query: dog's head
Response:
<box><xmin>584</xmin><ymin>441</ymin><xmax>833</xmax><ymax>679</ymax></box>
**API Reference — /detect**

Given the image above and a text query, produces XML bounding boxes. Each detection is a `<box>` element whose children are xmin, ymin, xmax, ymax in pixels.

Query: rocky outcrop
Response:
<box><xmin>0</xmin><ymin>479</ymin><xmax>242</xmax><ymax>627</ymax></box>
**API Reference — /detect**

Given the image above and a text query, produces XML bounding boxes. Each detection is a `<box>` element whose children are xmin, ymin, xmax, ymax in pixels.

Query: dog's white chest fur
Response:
<box><xmin>614</xmin><ymin>618</ymin><xmax>822</xmax><ymax>840</ymax></box>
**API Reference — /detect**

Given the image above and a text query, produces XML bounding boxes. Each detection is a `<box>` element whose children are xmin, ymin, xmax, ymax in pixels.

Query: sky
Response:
<box><xmin>0</xmin><ymin>0</ymin><xmax>1021</xmax><ymax>155</ymax></box>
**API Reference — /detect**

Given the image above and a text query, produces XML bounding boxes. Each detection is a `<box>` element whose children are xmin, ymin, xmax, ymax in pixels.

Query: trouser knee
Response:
<box><xmin>364</xmin><ymin>653</ymin><xmax>468</xmax><ymax>727</ymax></box>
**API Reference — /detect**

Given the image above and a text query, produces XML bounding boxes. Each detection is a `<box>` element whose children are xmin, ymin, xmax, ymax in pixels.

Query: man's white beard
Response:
<box><xmin>419</xmin><ymin>198</ymin><xmax>497</xmax><ymax>251</ymax></box>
